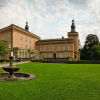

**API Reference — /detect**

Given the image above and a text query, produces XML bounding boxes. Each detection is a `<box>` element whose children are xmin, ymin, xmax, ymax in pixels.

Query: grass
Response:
<box><xmin>0</xmin><ymin>62</ymin><xmax>8</xmax><ymax>64</ymax></box>
<box><xmin>0</xmin><ymin>62</ymin><xmax>100</xmax><ymax>100</ymax></box>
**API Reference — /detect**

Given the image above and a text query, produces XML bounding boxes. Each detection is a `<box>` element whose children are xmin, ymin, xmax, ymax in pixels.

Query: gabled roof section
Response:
<box><xmin>0</xmin><ymin>24</ymin><xmax>40</xmax><ymax>39</ymax></box>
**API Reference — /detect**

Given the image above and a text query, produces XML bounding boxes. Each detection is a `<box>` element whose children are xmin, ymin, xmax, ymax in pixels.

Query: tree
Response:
<box><xmin>91</xmin><ymin>45</ymin><xmax>100</xmax><ymax>60</ymax></box>
<box><xmin>84</xmin><ymin>34</ymin><xmax>99</xmax><ymax>50</ymax></box>
<box><xmin>81</xmin><ymin>34</ymin><xmax>99</xmax><ymax>60</ymax></box>
<box><xmin>0</xmin><ymin>41</ymin><xmax>7</xmax><ymax>56</ymax></box>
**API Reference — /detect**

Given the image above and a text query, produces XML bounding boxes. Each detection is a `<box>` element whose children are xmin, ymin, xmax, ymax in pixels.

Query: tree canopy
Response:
<box><xmin>81</xmin><ymin>34</ymin><xmax>100</xmax><ymax>60</ymax></box>
<box><xmin>91</xmin><ymin>45</ymin><xmax>100</xmax><ymax>60</ymax></box>
<box><xmin>0</xmin><ymin>41</ymin><xmax>7</xmax><ymax>56</ymax></box>
<box><xmin>84</xmin><ymin>34</ymin><xmax>99</xmax><ymax>50</ymax></box>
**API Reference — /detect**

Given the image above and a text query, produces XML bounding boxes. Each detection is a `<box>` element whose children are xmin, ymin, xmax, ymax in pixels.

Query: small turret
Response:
<box><xmin>25</xmin><ymin>21</ymin><xmax>29</xmax><ymax>31</ymax></box>
<box><xmin>71</xmin><ymin>19</ymin><xmax>76</xmax><ymax>32</ymax></box>
<box><xmin>62</xmin><ymin>36</ymin><xmax>64</xmax><ymax>39</ymax></box>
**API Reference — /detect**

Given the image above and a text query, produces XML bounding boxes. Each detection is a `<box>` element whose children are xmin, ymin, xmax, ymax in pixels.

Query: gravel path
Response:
<box><xmin>0</xmin><ymin>61</ymin><xmax>30</xmax><ymax>68</ymax></box>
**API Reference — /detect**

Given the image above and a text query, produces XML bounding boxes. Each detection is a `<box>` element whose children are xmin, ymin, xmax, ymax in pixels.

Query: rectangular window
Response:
<box><xmin>67</xmin><ymin>53</ymin><xmax>70</xmax><ymax>57</ymax></box>
<box><xmin>53</xmin><ymin>46</ymin><xmax>56</xmax><ymax>51</ymax></box>
<box><xmin>25</xmin><ymin>45</ymin><xmax>27</xmax><ymax>49</ymax></box>
<box><xmin>40</xmin><ymin>47</ymin><xmax>42</xmax><ymax>51</ymax></box>
<box><xmin>44</xmin><ymin>46</ymin><xmax>47</xmax><ymax>51</ymax></box>
<box><xmin>45</xmin><ymin>53</ymin><xmax>47</xmax><ymax>58</ymax></box>
<box><xmin>9</xmin><ymin>33</ymin><xmax>11</xmax><ymax>39</ymax></box>
<box><xmin>40</xmin><ymin>46</ymin><xmax>43</xmax><ymax>51</ymax></box>
<box><xmin>49</xmin><ymin>46</ymin><xmax>51</xmax><ymax>51</ymax></box>
<box><xmin>58</xmin><ymin>53</ymin><xmax>60</xmax><ymax>58</ymax></box>
<box><xmin>19</xmin><ymin>51</ymin><xmax>21</xmax><ymax>57</ymax></box>
<box><xmin>63</xmin><ymin>46</ymin><xmax>66</xmax><ymax>51</ymax></box>
<box><xmin>30</xmin><ymin>38</ymin><xmax>31</xmax><ymax>43</ymax></box>
<box><xmin>68</xmin><ymin>53</ymin><xmax>70</xmax><ymax>57</ymax></box>
<box><xmin>49</xmin><ymin>53</ymin><xmax>51</xmax><ymax>58</ymax></box>
<box><xmin>26</xmin><ymin>37</ymin><xmax>27</xmax><ymax>42</ymax></box>
<box><xmin>58</xmin><ymin>53</ymin><xmax>62</xmax><ymax>58</ymax></box>
<box><xmin>1</xmin><ymin>34</ymin><xmax>3</xmax><ymax>40</ymax></box>
<box><xmin>68</xmin><ymin>46</ymin><xmax>71</xmax><ymax>51</ymax></box>
<box><xmin>58</xmin><ymin>46</ymin><xmax>61</xmax><ymax>51</ymax></box>
<box><xmin>5</xmin><ymin>33</ymin><xmax>7</xmax><ymax>40</ymax></box>
<box><xmin>9</xmin><ymin>43</ymin><xmax>11</xmax><ymax>48</ymax></box>
<box><xmin>20</xmin><ymin>44</ymin><xmax>23</xmax><ymax>48</ymax></box>
<box><xmin>64</xmin><ymin>53</ymin><xmax>66</xmax><ymax>58</ymax></box>
<box><xmin>20</xmin><ymin>36</ymin><xmax>22</xmax><ymax>40</ymax></box>
<box><xmin>60</xmin><ymin>54</ymin><xmax>62</xmax><ymax>58</ymax></box>
<box><xmin>35</xmin><ymin>40</ymin><xmax>37</xmax><ymax>42</ymax></box>
<box><xmin>42</xmin><ymin>47</ymin><xmax>44</xmax><ymax>51</ymax></box>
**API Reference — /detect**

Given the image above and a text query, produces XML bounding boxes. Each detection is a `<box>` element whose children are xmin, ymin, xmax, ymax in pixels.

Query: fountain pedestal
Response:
<box><xmin>2</xmin><ymin>67</ymin><xmax>20</xmax><ymax>80</ymax></box>
<box><xmin>2</xmin><ymin>53</ymin><xmax>20</xmax><ymax>80</ymax></box>
<box><xmin>3</xmin><ymin>52</ymin><xmax>20</xmax><ymax>80</ymax></box>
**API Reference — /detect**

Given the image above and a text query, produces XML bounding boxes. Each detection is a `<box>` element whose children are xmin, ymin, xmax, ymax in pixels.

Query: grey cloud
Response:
<box><xmin>69</xmin><ymin>0</ymin><xmax>88</xmax><ymax>5</ymax></box>
<box><xmin>68</xmin><ymin>0</ymin><xmax>95</xmax><ymax>9</ymax></box>
<box><xmin>46</xmin><ymin>0</ymin><xmax>67</xmax><ymax>6</ymax></box>
<box><xmin>0</xmin><ymin>0</ymin><xmax>9</xmax><ymax>8</ymax></box>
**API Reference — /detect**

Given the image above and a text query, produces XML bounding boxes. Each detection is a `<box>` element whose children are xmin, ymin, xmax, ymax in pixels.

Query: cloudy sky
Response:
<box><xmin>0</xmin><ymin>0</ymin><xmax>100</xmax><ymax>46</ymax></box>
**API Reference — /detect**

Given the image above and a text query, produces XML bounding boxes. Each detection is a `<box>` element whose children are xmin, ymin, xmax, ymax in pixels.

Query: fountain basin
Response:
<box><xmin>2</xmin><ymin>67</ymin><xmax>20</xmax><ymax>73</ymax></box>
<box><xmin>0</xmin><ymin>72</ymin><xmax>35</xmax><ymax>81</ymax></box>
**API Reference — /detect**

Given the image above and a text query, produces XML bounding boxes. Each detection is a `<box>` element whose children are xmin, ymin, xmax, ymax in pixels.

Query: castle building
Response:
<box><xmin>35</xmin><ymin>19</ymin><xmax>79</xmax><ymax>60</ymax></box>
<box><xmin>0</xmin><ymin>22</ymin><xmax>40</xmax><ymax>60</ymax></box>
<box><xmin>0</xmin><ymin>19</ymin><xmax>79</xmax><ymax>60</ymax></box>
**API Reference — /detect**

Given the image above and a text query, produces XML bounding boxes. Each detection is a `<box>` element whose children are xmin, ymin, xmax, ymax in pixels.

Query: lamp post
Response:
<box><xmin>9</xmin><ymin>50</ymin><xmax>14</xmax><ymax>68</ymax></box>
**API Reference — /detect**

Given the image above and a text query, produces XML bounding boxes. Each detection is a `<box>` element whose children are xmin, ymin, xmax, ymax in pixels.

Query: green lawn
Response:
<box><xmin>0</xmin><ymin>62</ymin><xmax>100</xmax><ymax>100</ymax></box>
<box><xmin>0</xmin><ymin>62</ymin><xmax>8</xmax><ymax>64</ymax></box>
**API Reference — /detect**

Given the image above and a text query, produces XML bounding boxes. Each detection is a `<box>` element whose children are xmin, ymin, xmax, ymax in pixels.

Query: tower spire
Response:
<box><xmin>71</xmin><ymin>19</ymin><xmax>76</xmax><ymax>32</ymax></box>
<box><xmin>25</xmin><ymin>21</ymin><xmax>29</xmax><ymax>31</ymax></box>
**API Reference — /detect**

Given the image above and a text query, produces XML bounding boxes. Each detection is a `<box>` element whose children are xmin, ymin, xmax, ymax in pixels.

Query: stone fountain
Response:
<box><xmin>0</xmin><ymin>51</ymin><xmax>35</xmax><ymax>81</ymax></box>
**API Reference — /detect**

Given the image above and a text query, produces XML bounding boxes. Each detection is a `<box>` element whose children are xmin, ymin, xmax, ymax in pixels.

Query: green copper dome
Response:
<box><xmin>71</xmin><ymin>19</ymin><xmax>76</xmax><ymax>32</ymax></box>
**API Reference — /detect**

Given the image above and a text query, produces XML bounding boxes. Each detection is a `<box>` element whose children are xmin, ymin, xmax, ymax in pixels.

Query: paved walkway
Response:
<box><xmin>0</xmin><ymin>61</ymin><xmax>30</xmax><ymax>68</ymax></box>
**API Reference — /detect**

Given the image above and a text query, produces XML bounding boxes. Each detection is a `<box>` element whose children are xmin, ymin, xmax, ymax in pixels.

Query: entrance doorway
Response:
<box><xmin>53</xmin><ymin>53</ymin><xmax>56</xmax><ymax>59</ymax></box>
